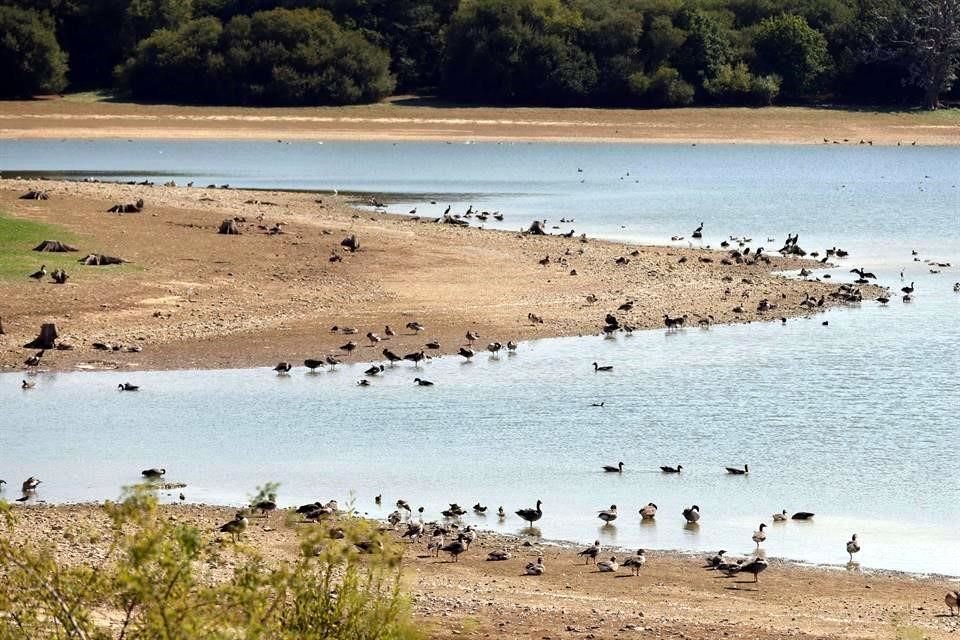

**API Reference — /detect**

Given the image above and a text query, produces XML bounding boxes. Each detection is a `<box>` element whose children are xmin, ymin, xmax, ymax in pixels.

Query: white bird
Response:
<box><xmin>597</xmin><ymin>556</ymin><xmax>619</xmax><ymax>572</ymax></box>
<box><xmin>772</xmin><ymin>509</ymin><xmax>788</xmax><ymax>522</ymax></box>
<box><xmin>752</xmin><ymin>523</ymin><xmax>767</xmax><ymax>547</ymax></box>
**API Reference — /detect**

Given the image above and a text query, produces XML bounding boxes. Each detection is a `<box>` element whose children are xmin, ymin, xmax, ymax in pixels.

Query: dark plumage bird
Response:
<box><xmin>739</xmin><ymin>557</ymin><xmax>769</xmax><ymax>583</ymax></box>
<box><xmin>29</xmin><ymin>265</ymin><xmax>47</xmax><ymax>280</ymax></box>
<box><xmin>219</xmin><ymin>513</ymin><xmax>248</xmax><ymax>542</ymax></box>
<box><xmin>578</xmin><ymin>540</ymin><xmax>601</xmax><ymax>564</ymax></box>
<box><xmin>24</xmin><ymin>350</ymin><xmax>44</xmax><ymax>367</ymax></box>
<box><xmin>847</xmin><ymin>533</ymin><xmax>861</xmax><ymax>561</ymax></box>
<box><xmin>364</xmin><ymin>364</ymin><xmax>385</xmax><ymax>376</ymax></box>
<box><xmin>440</xmin><ymin>539</ymin><xmax>467</xmax><ymax>561</ymax></box>
<box><xmin>725</xmin><ymin>464</ymin><xmax>749</xmax><ymax>475</ymax></box>
<box><xmin>303</xmin><ymin>359</ymin><xmax>324</xmax><ymax>371</ymax></box>
<box><xmin>340</xmin><ymin>341</ymin><xmax>358</xmax><ymax>353</ymax></box>
<box><xmin>473</xmin><ymin>503</ymin><xmax>487</xmax><ymax>514</ymax></box>
<box><xmin>382</xmin><ymin>349</ymin><xmax>402</xmax><ymax>365</ymax></box>
<box><xmin>406</xmin><ymin>321</ymin><xmax>425</xmax><ymax>333</ymax></box>
<box><xmin>602</xmin><ymin>461</ymin><xmax>624</xmax><ymax>473</ymax></box>
<box><xmin>622</xmin><ymin>549</ymin><xmax>646</xmax><ymax>575</ymax></box>
<box><xmin>273</xmin><ymin>362</ymin><xmax>292</xmax><ymax>374</ymax></box>
<box><xmin>682</xmin><ymin>505</ymin><xmax>701</xmax><ymax>523</ymax></box>
<box><xmin>515</xmin><ymin>499</ymin><xmax>543</xmax><ymax>524</ymax></box>
<box><xmin>118</xmin><ymin>382</ymin><xmax>139</xmax><ymax>391</ymax></box>
<box><xmin>21</xmin><ymin>379</ymin><xmax>36</xmax><ymax>389</ymax></box>
<box><xmin>458</xmin><ymin>347</ymin><xmax>474</xmax><ymax>360</ymax></box>
<box><xmin>425</xmin><ymin>340</ymin><xmax>441</xmax><ymax>350</ymax></box>
<box><xmin>660</xmin><ymin>465</ymin><xmax>682</xmax><ymax>473</ymax></box>
<box><xmin>791</xmin><ymin>511</ymin><xmax>815</xmax><ymax>520</ymax></box>
<box><xmin>592</xmin><ymin>362</ymin><xmax>613</xmax><ymax>372</ymax></box>
<box><xmin>901</xmin><ymin>281</ymin><xmax>915</xmax><ymax>294</ymax></box>
<box><xmin>141</xmin><ymin>467</ymin><xmax>165</xmax><ymax>479</ymax></box>
<box><xmin>413</xmin><ymin>377</ymin><xmax>434</xmax><ymax>386</ymax></box>
<box><xmin>403</xmin><ymin>351</ymin><xmax>425</xmax><ymax>366</ymax></box>
<box><xmin>253</xmin><ymin>499</ymin><xmax>276</xmax><ymax>516</ymax></box>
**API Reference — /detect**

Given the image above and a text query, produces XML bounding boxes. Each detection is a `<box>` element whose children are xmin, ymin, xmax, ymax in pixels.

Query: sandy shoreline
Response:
<box><xmin>4</xmin><ymin>501</ymin><xmax>958</xmax><ymax>639</ymax></box>
<box><xmin>0</xmin><ymin>178</ymin><xmax>872</xmax><ymax>373</ymax></box>
<box><xmin>2</xmin><ymin>99</ymin><xmax>960</xmax><ymax>144</ymax></box>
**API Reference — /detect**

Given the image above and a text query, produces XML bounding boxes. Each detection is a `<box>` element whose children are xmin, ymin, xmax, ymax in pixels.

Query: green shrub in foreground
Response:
<box><xmin>0</xmin><ymin>488</ymin><xmax>419</xmax><ymax>640</ymax></box>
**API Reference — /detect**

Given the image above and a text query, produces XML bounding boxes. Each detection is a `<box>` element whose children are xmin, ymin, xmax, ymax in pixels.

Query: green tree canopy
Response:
<box><xmin>752</xmin><ymin>13</ymin><xmax>832</xmax><ymax>98</ymax></box>
<box><xmin>0</xmin><ymin>5</ymin><xmax>68</xmax><ymax>97</ymax></box>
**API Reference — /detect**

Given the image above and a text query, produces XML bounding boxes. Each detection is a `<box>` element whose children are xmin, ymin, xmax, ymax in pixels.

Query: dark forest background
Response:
<box><xmin>2</xmin><ymin>0</ymin><xmax>959</xmax><ymax>109</ymax></box>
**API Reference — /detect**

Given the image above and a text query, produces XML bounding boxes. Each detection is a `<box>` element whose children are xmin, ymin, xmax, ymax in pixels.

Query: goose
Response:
<box><xmin>692</xmin><ymin>222</ymin><xmax>703</xmax><ymax>239</ymax></box>
<box><xmin>901</xmin><ymin>281</ymin><xmax>915</xmax><ymax>294</ymax></box>
<box><xmin>253</xmin><ymin>499</ymin><xmax>276</xmax><ymax>516</ymax></box>
<box><xmin>660</xmin><ymin>465</ymin><xmax>682</xmax><ymax>474</ymax></box>
<box><xmin>364</xmin><ymin>364</ymin><xmax>385</xmax><ymax>376</ymax></box>
<box><xmin>516</xmin><ymin>500</ymin><xmax>543</xmax><ymax>524</ymax></box>
<box><xmin>602</xmin><ymin>461</ymin><xmax>624</xmax><ymax>473</ymax></box>
<box><xmin>639</xmin><ymin>503</ymin><xmax>658</xmax><ymax>520</ymax></box>
<box><xmin>340</xmin><ymin>341</ymin><xmax>358</xmax><ymax>353</ymax></box>
<box><xmin>387</xmin><ymin>510</ymin><xmax>402</xmax><ymax>527</ymax></box>
<box><xmin>592</xmin><ymin>362</ymin><xmax>613</xmax><ymax>372</ymax></box>
<box><xmin>325</xmin><ymin>355</ymin><xmax>341</xmax><ymax>368</ymax></box>
<box><xmin>396</xmin><ymin>499</ymin><xmax>412</xmax><ymax>514</ymax></box>
<box><xmin>487</xmin><ymin>342</ymin><xmax>502</xmax><ymax>356</ymax></box>
<box><xmin>405</xmin><ymin>321</ymin><xmax>425</xmax><ymax>333</ymax></box>
<box><xmin>401</xmin><ymin>521</ymin><xmax>425</xmax><ymax>542</ymax></box>
<box><xmin>459</xmin><ymin>526</ymin><xmax>477</xmax><ymax>548</ymax></box>
<box><xmin>403</xmin><ymin>351</ymin><xmax>425</xmax><ymax>366</ymax></box>
<box><xmin>705</xmin><ymin>550</ymin><xmax>727</xmax><ymax>568</ymax></box>
<box><xmin>382</xmin><ymin>349</ymin><xmax>402</xmax><ymax>365</ymax></box>
<box><xmin>752</xmin><ymin>523</ymin><xmax>767</xmax><ymax>547</ymax></box>
<box><xmin>384</xmin><ymin>325</ymin><xmax>396</xmax><ymax>337</ymax></box>
<box><xmin>439</xmin><ymin>539</ymin><xmax>467</xmax><ymax>561</ymax></box>
<box><xmin>622</xmin><ymin>549</ymin><xmax>646</xmax><ymax>575</ymax></box>
<box><xmin>578</xmin><ymin>540</ymin><xmax>601</xmax><ymax>564</ymax></box>
<box><xmin>303</xmin><ymin>359</ymin><xmax>324</xmax><ymax>372</ymax></box>
<box><xmin>772</xmin><ymin>510</ymin><xmax>788</xmax><ymax>522</ymax></box>
<box><xmin>21</xmin><ymin>379</ymin><xmax>36</xmax><ymax>389</ymax></box>
<box><xmin>273</xmin><ymin>362</ymin><xmax>292</xmax><ymax>374</ymax></box>
<box><xmin>876</xmin><ymin>296</ymin><xmax>889</xmax><ymax>305</ymax></box>
<box><xmin>497</xmin><ymin>506</ymin><xmax>506</xmax><ymax>519</ymax></box>
<box><xmin>366</xmin><ymin>332</ymin><xmax>382</xmax><ymax>344</ymax></box>
<box><xmin>413</xmin><ymin>377</ymin><xmax>434</xmax><ymax>386</ymax></box>
<box><xmin>447</xmin><ymin>503</ymin><xmax>467</xmax><ymax>516</ymax></box>
<box><xmin>219</xmin><ymin>512</ymin><xmax>248</xmax><ymax>542</ymax></box>
<box><xmin>525</xmin><ymin>556</ymin><xmax>545</xmax><ymax>575</ymax></box>
<box><xmin>425</xmin><ymin>340</ymin><xmax>441</xmax><ymax>350</ymax></box>
<box><xmin>598</xmin><ymin>505</ymin><xmax>618</xmax><ymax>524</ymax></box>
<box><xmin>141</xmin><ymin>468</ymin><xmax>165</xmax><ymax>479</ymax></box>
<box><xmin>24</xmin><ymin>350</ymin><xmax>44</xmax><ymax>367</ymax></box>
<box><xmin>473</xmin><ymin>503</ymin><xmax>487</xmax><ymax>514</ymax></box>
<box><xmin>725</xmin><ymin>464</ymin><xmax>749</xmax><ymax>475</ymax></box>
<box><xmin>29</xmin><ymin>265</ymin><xmax>47</xmax><ymax>280</ymax></box>
<box><xmin>791</xmin><ymin>512</ymin><xmax>815</xmax><ymax>520</ymax></box>
<box><xmin>740</xmin><ymin>557</ymin><xmax>769</xmax><ymax>583</ymax></box>
<box><xmin>850</xmin><ymin>267</ymin><xmax>877</xmax><ymax>280</ymax></box>
<box><xmin>597</xmin><ymin>556</ymin><xmax>619</xmax><ymax>572</ymax></box>
<box><xmin>458</xmin><ymin>347</ymin><xmax>474</xmax><ymax>360</ymax></box>
<box><xmin>465</xmin><ymin>330</ymin><xmax>480</xmax><ymax>344</ymax></box>
<box><xmin>682</xmin><ymin>505</ymin><xmax>701</xmax><ymax>523</ymax></box>
<box><xmin>846</xmin><ymin>533</ymin><xmax>861</xmax><ymax>561</ymax></box>
<box><xmin>946</xmin><ymin>591</ymin><xmax>960</xmax><ymax>616</ymax></box>
<box><xmin>118</xmin><ymin>383</ymin><xmax>140</xmax><ymax>391</ymax></box>
<box><xmin>507</xmin><ymin>340</ymin><xmax>518</xmax><ymax>352</ymax></box>
<box><xmin>297</xmin><ymin>501</ymin><xmax>323</xmax><ymax>515</ymax></box>
<box><xmin>486</xmin><ymin>549</ymin><xmax>511</xmax><ymax>561</ymax></box>
<box><xmin>22</xmin><ymin>476</ymin><xmax>41</xmax><ymax>493</ymax></box>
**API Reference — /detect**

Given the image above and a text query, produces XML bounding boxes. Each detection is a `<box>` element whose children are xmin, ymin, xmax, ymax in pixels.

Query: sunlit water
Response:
<box><xmin>1</xmin><ymin>140</ymin><xmax>958</xmax><ymax>575</ymax></box>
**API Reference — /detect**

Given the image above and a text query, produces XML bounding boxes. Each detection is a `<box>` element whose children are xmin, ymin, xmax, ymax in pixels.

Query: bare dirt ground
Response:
<box><xmin>1</xmin><ymin>98</ymin><xmax>958</xmax><ymax>144</ymax></box>
<box><xmin>0</xmin><ymin>179</ymin><xmax>866</xmax><ymax>372</ymax></box>
<box><xmin>5</xmin><ymin>503</ymin><xmax>959</xmax><ymax>640</ymax></box>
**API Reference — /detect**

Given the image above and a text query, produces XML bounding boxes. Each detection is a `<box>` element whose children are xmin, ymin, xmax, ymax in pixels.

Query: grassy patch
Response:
<box><xmin>0</xmin><ymin>211</ymin><xmax>84</xmax><ymax>280</ymax></box>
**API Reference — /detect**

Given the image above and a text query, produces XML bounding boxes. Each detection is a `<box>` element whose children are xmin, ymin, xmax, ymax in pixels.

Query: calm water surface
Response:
<box><xmin>1</xmin><ymin>140</ymin><xmax>958</xmax><ymax>575</ymax></box>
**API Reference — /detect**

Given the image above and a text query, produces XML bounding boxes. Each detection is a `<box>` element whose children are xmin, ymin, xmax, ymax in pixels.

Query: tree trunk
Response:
<box><xmin>0</xmin><ymin>316</ymin><xmax>5</xmax><ymax>335</ymax></box>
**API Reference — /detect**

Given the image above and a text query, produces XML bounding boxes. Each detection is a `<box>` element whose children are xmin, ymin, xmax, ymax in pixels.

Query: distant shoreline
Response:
<box><xmin>2</xmin><ymin>98</ymin><xmax>959</xmax><ymax>145</ymax></box>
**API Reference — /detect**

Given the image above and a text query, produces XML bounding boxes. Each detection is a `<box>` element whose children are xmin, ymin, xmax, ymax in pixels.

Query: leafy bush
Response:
<box><xmin>0</xmin><ymin>488</ymin><xmax>419</xmax><ymax>639</ymax></box>
<box><xmin>0</xmin><ymin>6</ymin><xmax>68</xmax><ymax>98</ymax></box>
<box><xmin>703</xmin><ymin>62</ymin><xmax>781</xmax><ymax>104</ymax></box>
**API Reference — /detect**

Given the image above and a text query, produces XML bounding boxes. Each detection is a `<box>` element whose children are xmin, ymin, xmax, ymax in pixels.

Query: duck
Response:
<box><xmin>597</xmin><ymin>556</ymin><xmax>619</xmax><ymax>572</ymax></box>
<box><xmin>602</xmin><ymin>461</ymin><xmax>624</xmax><ymax>473</ymax></box>
<box><xmin>846</xmin><ymin>533</ymin><xmax>861</xmax><ymax>561</ymax></box>
<box><xmin>303</xmin><ymin>359</ymin><xmax>324</xmax><ymax>371</ymax></box>
<box><xmin>682</xmin><ymin>505</ymin><xmax>701</xmax><ymax>523</ymax></box>
<box><xmin>29</xmin><ymin>265</ymin><xmax>47</xmax><ymax>280</ymax></box>
<box><xmin>439</xmin><ymin>539</ymin><xmax>467</xmax><ymax>562</ymax></box>
<box><xmin>21</xmin><ymin>379</ymin><xmax>36</xmax><ymax>389</ymax></box>
<box><xmin>515</xmin><ymin>500</ymin><xmax>543</xmax><ymax>524</ymax></box>
<box><xmin>639</xmin><ymin>503</ymin><xmax>658</xmax><ymax>520</ymax></box>
<box><xmin>141</xmin><ymin>467</ymin><xmax>165</xmax><ymax>479</ymax></box>
<box><xmin>725</xmin><ymin>464</ymin><xmax>749</xmax><ymax>475</ymax></box>
<box><xmin>772</xmin><ymin>510</ymin><xmax>788</xmax><ymax>522</ymax></box>
<box><xmin>578</xmin><ymin>540</ymin><xmax>601</xmax><ymax>564</ymax></box>
<box><xmin>413</xmin><ymin>377</ymin><xmax>434</xmax><ymax>386</ymax></box>
<box><xmin>219</xmin><ymin>512</ymin><xmax>249</xmax><ymax>542</ymax></box>
<box><xmin>364</xmin><ymin>364</ymin><xmax>385</xmax><ymax>376</ymax></box>
<box><xmin>597</xmin><ymin>504</ymin><xmax>618</xmax><ymax>524</ymax></box>
<box><xmin>118</xmin><ymin>383</ymin><xmax>140</xmax><ymax>391</ymax></box>
<box><xmin>486</xmin><ymin>549</ymin><xmax>511</xmax><ymax>561</ymax></box>
<box><xmin>458</xmin><ymin>347</ymin><xmax>474</xmax><ymax>360</ymax></box>
<box><xmin>740</xmin><ymin>557</ymin><xmax>769</xmax><ymax>583</ymax></box>
<box><xmin>660</xmin><ymin>465</ymin><xmax>682</xmax><ymax>474</ymax></box>
<box><xmin>791</xmin><ymin>512</ymin><xmax>815</xmax><ymax>520</ymax></box>
<box><xmin>525</xmin><ymin>556</ymin><xmax>545</xmax><ymax>575</ymax></box>
<box><xmin>622</xmin><ymin>549</ymin><xmax>646</xmax><ymax>575</ymax></box>
<box><xmin>273</xmin><ymin>362</ymin><xmax>292</xmax><ymax>374</ymax></box>
<box><xmin>592</xmin><ymin>362</ymin><xmax>613</xmax><ymax>372</ymax></box>
<box><xmin>752</xmin><ymin>523</ymin><xmax>767</xmax><ymax>547</ymax></box>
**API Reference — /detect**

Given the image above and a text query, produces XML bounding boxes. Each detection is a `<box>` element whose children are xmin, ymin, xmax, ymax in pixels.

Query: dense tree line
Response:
<box><xmin>0</xmin><ymin>0</ymin><xmax>957</xmax><ymax>109</ymax></box>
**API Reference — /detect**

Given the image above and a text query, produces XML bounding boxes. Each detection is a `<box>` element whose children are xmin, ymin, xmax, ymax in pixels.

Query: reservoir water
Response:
<box><xmin>1</xmin><ymin>139</ymin><xmax>958</xmax><ymax>575</ymax></box>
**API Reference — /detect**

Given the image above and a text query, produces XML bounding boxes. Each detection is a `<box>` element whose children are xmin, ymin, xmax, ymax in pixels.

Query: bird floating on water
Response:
<box><xmin>141</xmin><ymin>468</ymin><xmax>165</xmax><ymax>479</ymax></box>
<box><xmin>660</xmin><ymin>465</ymin><xmax>682</xmax><ymax>474</ymax></box>
<box><xmin>725</xmin><ymin>464</ymin><xmax>749</xmax><ymax>475</ymax></box>
<box><xmin>772</xmin><ymin>509</ymin><xmax>788</xmax><ymax>522</ymax></box>
<box><xmin>602</xmin><ymin>461</ymin><xmax>623</xmax><ymax>473</ymax></box>
<box><xmin>413</xmin><ymin>377</ymin><xmax>434</xmax><ymax>386</ymax></box>
<box><xmin>118</xmin><ymin>383</ymin><xmax>139</xmax><ymax>391</ymax></box>
<box><xmin>592</xmin><ymin>362</ymin><xmax>613</xmax><ymax>372</ymax></box>
<box><xmin>639</xmin><ymin>503</ymin><xmax>658</xmax><ymax>520</ymax></box>
<box><xmin>682</xmin><ymin>505</ymin><xmax>701</xmax><ymax>523</ymax></box>
<box><xmin>21</xmin><ymin>379</ymin><xmax>35</xmax><ymax>389</ymax></box>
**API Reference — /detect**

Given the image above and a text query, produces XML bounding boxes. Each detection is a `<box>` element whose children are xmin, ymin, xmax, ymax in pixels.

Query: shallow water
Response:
<box><xmin>1</xmin><ymin>140</ymin><xmax>958</xmax><ymax>575</ymax></box>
